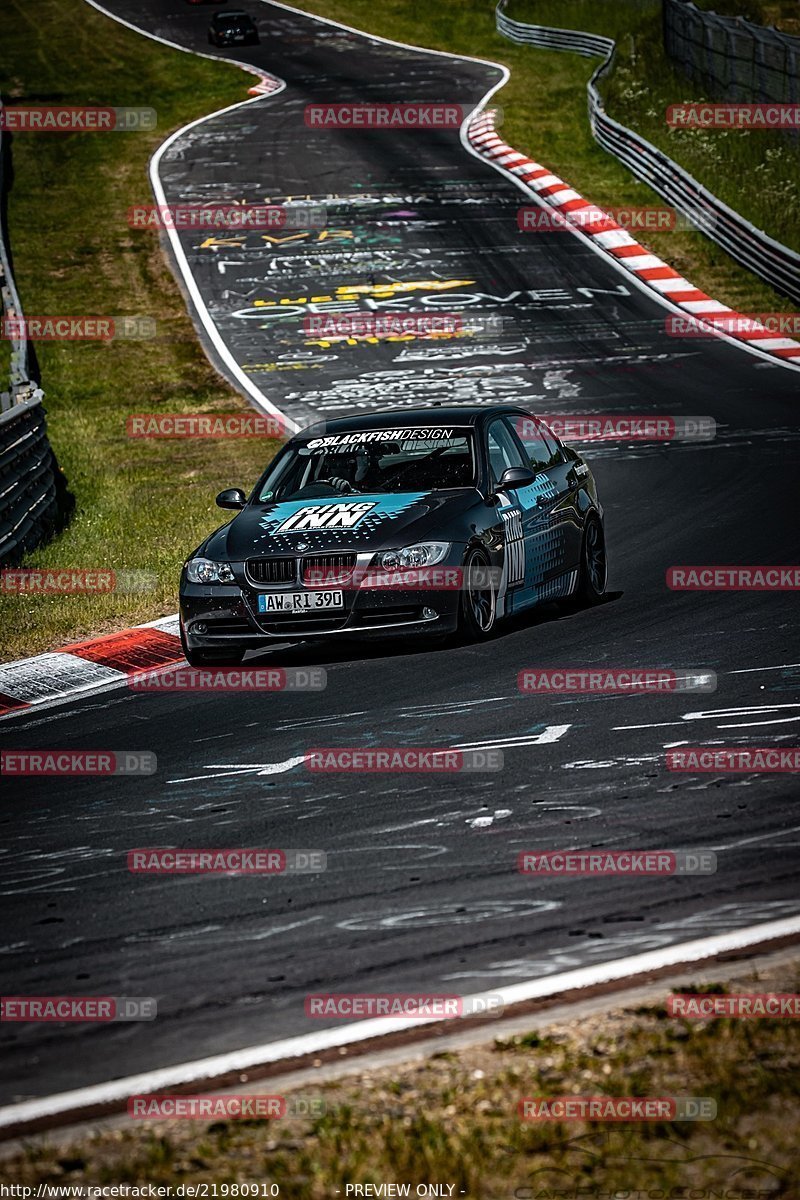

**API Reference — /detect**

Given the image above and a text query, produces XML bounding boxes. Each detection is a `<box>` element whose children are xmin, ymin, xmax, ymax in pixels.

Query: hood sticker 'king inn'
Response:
<box><xmin>275</xmin><ymin>501</ymin><xmax>377</xmax><ymax>533</ymax></box>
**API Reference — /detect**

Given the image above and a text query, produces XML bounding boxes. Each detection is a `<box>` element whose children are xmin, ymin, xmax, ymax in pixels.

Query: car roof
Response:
<box><xmin>294</xmin><ymin>405</ymin><xmax>533</xmax><ymax>437</ymax></box>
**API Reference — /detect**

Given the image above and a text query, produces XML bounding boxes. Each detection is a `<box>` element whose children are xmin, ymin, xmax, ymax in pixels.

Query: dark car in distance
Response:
<box><xmin>208</xmin><ymin>10</ymin><xmax>259</xmax><ymax>45</ymax></box>
<box><xmin>179</xmin><ymin>405</ymin><xmax>607</xmax><ymax>665</ymax></box>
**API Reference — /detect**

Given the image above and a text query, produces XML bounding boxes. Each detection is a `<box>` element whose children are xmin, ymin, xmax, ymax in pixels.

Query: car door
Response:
<box><xmin>484</xmin><ymin>416</ymin><xmax>550</xmax><ymax>614</ymax></box>
<box><xmin>505</xmin><ymin>414</ymin><xmax>583</xmax><ymax>598</ymax></box>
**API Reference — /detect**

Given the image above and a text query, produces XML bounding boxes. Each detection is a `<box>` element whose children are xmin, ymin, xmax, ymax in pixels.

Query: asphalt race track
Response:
<box><xmin>1</xmin><ymin>0</ymin><xmax>799</xmax><ymax>1106</ymax></box>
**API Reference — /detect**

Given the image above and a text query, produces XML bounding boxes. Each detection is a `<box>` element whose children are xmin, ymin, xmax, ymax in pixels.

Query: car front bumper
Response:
<box><xmin>179</xmin><ymin>578</ymin><xmax>461</xmax><ymax>650</ymax></box>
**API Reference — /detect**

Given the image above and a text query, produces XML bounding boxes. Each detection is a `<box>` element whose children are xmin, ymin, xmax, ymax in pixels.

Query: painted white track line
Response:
<box><xmin>1</xmin><ymin>914</ymin><xmax>798</xmax><ymax>1134</ymax></box>
<box><xmin>83</xmin><ymin>0</ymin><xmax>299</xmax><ymax>431</ymax></box>
<box><xmin>81</xmin><ymin>0</ymin><xmax>512</xmax><ymax>437</ymax></box>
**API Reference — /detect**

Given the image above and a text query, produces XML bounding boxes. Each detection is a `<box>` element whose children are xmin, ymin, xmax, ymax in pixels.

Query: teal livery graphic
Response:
<box><xmin>179</xmin><ymin>405</ymin><xmax>606</xmax><ymax>665</ymax></box>
<box><xmin>258</xmin><ymin>493</ymin><xmax>429</xmax><ymax>547</ymax></box>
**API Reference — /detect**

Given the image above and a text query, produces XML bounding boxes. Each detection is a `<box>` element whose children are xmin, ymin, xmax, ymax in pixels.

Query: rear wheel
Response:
<box><xmin>574</xmin><ymin>514</ymin><xmax>607</xmax><ymax>606</ymax></box>
<box><xmin>180</xmin><ymin>624</ymin><xmax>245</xmax><ymax>668</ymax></box>
<box><xmin>458</xmin><ymin>548</ymin><xmax>497</xmax><ymax>641</ymax></box>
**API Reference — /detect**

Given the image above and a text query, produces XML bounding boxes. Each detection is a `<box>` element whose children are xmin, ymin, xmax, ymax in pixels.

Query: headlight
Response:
<box><xmin>373</xmin><ymin>542</ymin><xmax>451</xmax><ymax>570</ymax></box>
<box><xmin>186</xmin><ymin>558</ymin><xmax>235</xmax><ymax>584</ymax></box>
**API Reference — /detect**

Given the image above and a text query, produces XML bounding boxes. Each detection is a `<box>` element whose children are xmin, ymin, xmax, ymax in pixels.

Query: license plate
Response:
<box><xmin>258</xmin><ymin>590</ymin><xmax>344</xmax><ymax>614</ymax></box>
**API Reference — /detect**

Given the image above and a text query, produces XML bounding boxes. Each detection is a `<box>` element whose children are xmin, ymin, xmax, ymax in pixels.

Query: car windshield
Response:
<box><xmin>257</xmin><ymin>429</ymin><xmax>476</xmax><ymax>502</ymax></box>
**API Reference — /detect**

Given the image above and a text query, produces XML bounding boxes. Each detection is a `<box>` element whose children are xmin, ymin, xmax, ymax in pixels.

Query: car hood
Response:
<box><xmin>202</xmin><ymin>490</ymin><xmax>479</xmax><ymax>560</ymax></box>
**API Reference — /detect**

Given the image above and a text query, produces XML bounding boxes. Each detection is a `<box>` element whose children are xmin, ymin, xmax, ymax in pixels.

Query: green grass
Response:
<box><xmin>0</xmin><ymin>0</ymin><xmax>281</xmax><ymax>660</ymax></box>
<box><xmin>599</xmin><ymin>10</ymin><xmax>800</xmax><ymax>254</ymax></box>
<box><xmin>3</xmin><ymin>959</ymin><xmax>799</xmax><ymax>1195</ymax></box>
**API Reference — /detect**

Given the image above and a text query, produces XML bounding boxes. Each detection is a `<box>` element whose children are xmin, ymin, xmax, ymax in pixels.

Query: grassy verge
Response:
<box><xmin>597</xmin><ymin>12</ymin><xmax>800</xmax><ymax>256</ymax></box>
<box><xmin>292</xmin><ymin>0</ymin><xmax>797</xmax><ymax>312</ymax></box>
<box><xmin>0</xmin><ymin>0</ymin><xmax>281</xmax><ymax>660</ymax></box>
<box><xmin>4</xmin><ymin>956</ymin><xmax>798</xmax><ymax>1194</ymax></box>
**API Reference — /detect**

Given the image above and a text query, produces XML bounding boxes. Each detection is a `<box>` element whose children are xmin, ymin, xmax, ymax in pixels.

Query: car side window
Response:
<box><xmin>486</xmin><ymin>418</ymin><xmax>528</xmax><ymax>486</ymax></box>
<box><xmin>539</xmin><ymin>422</ymin><xmax>563</xmax><ymax>463</ymax></box>
<box><xmin>508</xmin><ymin>415</ymin><xmax>560</xmax><ymax>472</ymax></box>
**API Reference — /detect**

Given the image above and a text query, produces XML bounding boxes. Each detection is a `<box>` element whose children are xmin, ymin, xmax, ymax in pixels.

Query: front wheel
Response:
<box><xmin>574</xmin><ymin>514</ymin><xmax>607</xmax><ymax>606</ymax></box>
<box><xmin>458</xmin><ymin>548</ymin><xmax>497</xmax><ymax>641</ymax></box>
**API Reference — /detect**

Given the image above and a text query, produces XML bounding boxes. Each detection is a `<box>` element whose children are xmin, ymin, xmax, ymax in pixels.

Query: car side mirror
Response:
<box><xmin>498</xmin><ymin>466</ymin><xmax>536</xmax><ymax>491</ymax></box>
<box><xmin>216</xmin><ymin>488</ymin><xmax>247</xmax><ymax>510</ymax></box>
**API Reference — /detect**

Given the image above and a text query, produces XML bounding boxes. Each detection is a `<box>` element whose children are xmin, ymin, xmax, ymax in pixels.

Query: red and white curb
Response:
<box><xmin>0</xmin><ymin>616</ymin><xmax>182</xmax><ymax>719</ymax></box>
<box><xmin>247</xmin><ymin>75</ymin><xmax>282</xmax><ymax>96</ymax></box>
<box><xmin>467</xmin><ymin>110</ymin><xmax>800</xmax><ymax>366</ymax></box>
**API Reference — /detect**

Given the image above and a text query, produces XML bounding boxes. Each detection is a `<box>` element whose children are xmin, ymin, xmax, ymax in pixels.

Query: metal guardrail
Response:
<box><xmin>0</xmin><ymin>101</ymin><xmax>65</xmax><ymax>565</ymax></box>
<box><xmin>496</xmin><ymin>0</ymin><xmax>800</xmax><ymax>306</ymax></box>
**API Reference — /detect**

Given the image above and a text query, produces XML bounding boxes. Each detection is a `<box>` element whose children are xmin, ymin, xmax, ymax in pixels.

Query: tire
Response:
<box><xmin>458</xmin><ymin>547</ymin><xmax>497</xmax><ymax>641</ymax></box>
<box><xmin>180</xmin><ymin>625</ymin><xmax>245</xmax><ymax>667</ymax></box>
<box><xmin>574</xmin><ymin>513</ymin><xmax>607</xmax><ymax>606</ymax></box>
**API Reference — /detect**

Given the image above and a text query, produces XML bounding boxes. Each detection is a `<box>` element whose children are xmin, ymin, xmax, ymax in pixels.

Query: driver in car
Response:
<box><xmin>317</xmin><ymin>452</ymin><xmax>363</xmax><ymax>493</ymax></box>
<box><xmin>317</xmin><ymin>445</ymin><xmax>401</xmax><ymax>493</ymax></box>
